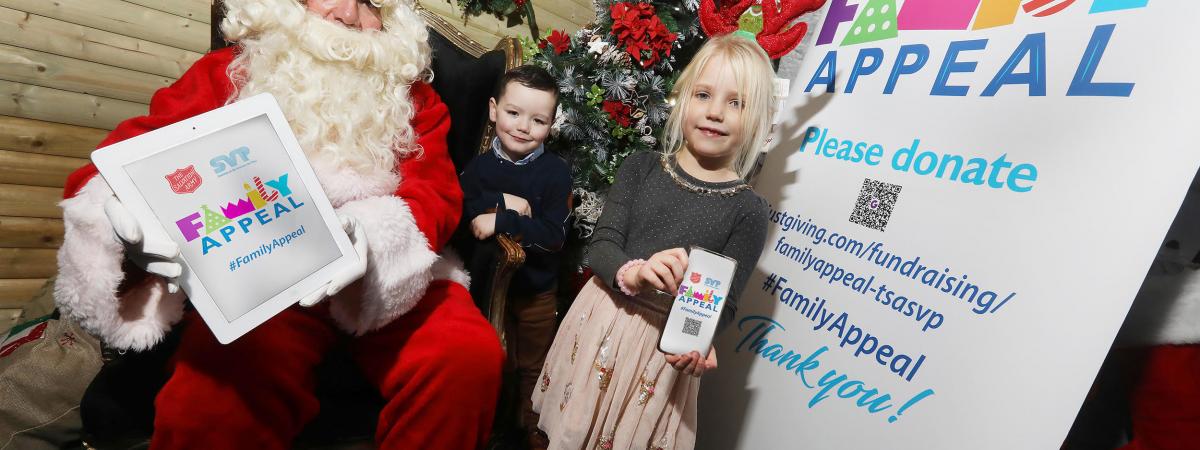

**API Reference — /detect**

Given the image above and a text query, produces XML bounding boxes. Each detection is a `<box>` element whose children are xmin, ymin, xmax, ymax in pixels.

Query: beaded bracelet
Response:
<box><xmin>616</xmin><ymin>259</ymin><xmax>646</xmax><ymax>296</ymax></box>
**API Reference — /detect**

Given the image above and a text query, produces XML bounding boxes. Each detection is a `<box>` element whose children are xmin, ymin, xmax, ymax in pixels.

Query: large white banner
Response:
<box><xmin>698</xmin><ymin>1</ymin><xmax>1200</xmax><ymax>449</ymax></box>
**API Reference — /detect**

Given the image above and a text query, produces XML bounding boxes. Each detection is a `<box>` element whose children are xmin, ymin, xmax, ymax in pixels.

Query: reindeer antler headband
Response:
<box><xmin>699</xmin><ymin>0</ymin><xmax>827</xmax><ymax>59</ymax></box>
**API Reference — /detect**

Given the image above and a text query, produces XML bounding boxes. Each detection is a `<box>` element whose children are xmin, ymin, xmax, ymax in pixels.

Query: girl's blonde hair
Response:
<box><xmin>661</xmin><ymin>34</ymin><xmax>776</xmax><ymax>178</ymax></box>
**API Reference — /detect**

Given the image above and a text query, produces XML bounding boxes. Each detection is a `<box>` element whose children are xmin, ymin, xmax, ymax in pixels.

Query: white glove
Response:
<box><xmin>104</xmin><ymin>196</ymin><xmax>183</xmax><ymax>293</ymax></box>
<box><xmin>299</xmin><ymin>214</ymin><xmax>369</xmax><ymax>307</ymax></box>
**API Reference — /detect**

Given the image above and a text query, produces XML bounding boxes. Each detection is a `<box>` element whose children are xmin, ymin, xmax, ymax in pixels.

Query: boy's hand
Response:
<box><xmin>626</xmin><ymin>247</ymin><xmax>688</xmax><ymax>294</ymax></box>
<box><xmin>502</xmin><ymin>193</ymin><xmax>532</xmax><ymax>217</ymax></box>
<box><xmin>471</xmin><ymin>213</ymin><xmax>497</xmax><ymax>240</ymax></box>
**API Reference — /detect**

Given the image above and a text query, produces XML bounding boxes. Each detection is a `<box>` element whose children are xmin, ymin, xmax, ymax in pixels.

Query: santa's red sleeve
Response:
<box><xmin>54</xmin><ymin>48</ymin><xmax>236</xmax><ymax>351</ymax></box>
<box><xmin>326</xmin><ymin>82</ymin><xmax>469</xmax><ymax>334</ymax></box>
<box><xmin>395</xmin><ymin>82</ymin><xmax>461</xmax><ymax>254</ymax></box>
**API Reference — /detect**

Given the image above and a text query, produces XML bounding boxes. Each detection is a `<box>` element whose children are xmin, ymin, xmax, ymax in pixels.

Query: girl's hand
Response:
<box><xmin>665</xmin><ymin>347</ymin><xmax>718</xmax><ymax>377</ymax></box>
<box><xmin>629</xmin><ymin>248</ymin><xmax>688</xmax><ymax>294</ymax></box>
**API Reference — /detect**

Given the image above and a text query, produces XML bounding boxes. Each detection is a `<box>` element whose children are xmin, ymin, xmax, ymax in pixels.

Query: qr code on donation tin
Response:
<box><xmin>849</xmin><ymin>178</ymin><xmax>902</xmax><ymax>232</ymax></box>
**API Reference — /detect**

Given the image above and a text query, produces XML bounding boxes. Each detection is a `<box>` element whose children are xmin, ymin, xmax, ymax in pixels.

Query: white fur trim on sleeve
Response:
<box><xmin>1117</xmin><ymin>268</ymin><xmax>1200</xmax><ymax>346</ymax></box>
<box><xmin>54</xmin><ymin>177</ymin><xmax>186</xmax><ymax>351</ymax></box>
<box><xmin>432</xmin><ymin>247</ymin><xmax>470</xmax><ymax>290</ymax></box>
<box><xmin>330</xmin><ymin>195</ymin><xmax>439</xmax><ymax>334</ymax></box>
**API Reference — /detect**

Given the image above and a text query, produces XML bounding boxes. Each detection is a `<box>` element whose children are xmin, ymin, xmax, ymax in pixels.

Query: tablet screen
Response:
<box><xmin>122</xmin><ymin>114</ymin><xmax>341</xmax><ymax>322</ymax></box>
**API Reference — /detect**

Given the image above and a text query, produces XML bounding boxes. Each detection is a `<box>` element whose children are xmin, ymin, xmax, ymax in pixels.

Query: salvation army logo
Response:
<box><xmin>690</xmin><ymin>272</ymin><xmax>702</xmax><ymax>283</ymax></box>
<box><xmin>165</xmin><ymin>165</ymin><xmax>202</xmax><ymax>194</ymax></box>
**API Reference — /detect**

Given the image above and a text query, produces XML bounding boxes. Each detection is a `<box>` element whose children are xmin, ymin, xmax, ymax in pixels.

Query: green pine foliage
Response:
<box><xmin>526</xmin><ymin>0</ymin><xmax>704</xmax><ymax>235</ymax></box>
<box><xmin>457</xmin><ymin>0</ymin><xmax>526</xmax><ymax>19</ymax></box>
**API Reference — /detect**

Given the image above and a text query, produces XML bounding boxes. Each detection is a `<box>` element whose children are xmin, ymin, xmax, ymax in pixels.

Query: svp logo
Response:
<box><xmin>165</xmin><ymin>165</ymin><xmax>202</xmax><ymax>194</ymax></box>
<box><xmin>210</xmin><ymin>146</ymin><xmax>255</xmax><ymax>177</ymax></box>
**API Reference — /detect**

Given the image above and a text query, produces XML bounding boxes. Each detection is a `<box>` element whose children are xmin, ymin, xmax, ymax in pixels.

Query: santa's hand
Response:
<box><xmin>300</xmin><ymin>215</ymin><xmax>369</xmax><ymax>307</ymax></box>
<box><xmin>104</xmin><ymin>196</ymin><xmax>182</xmax><ymax>294</ymax></box>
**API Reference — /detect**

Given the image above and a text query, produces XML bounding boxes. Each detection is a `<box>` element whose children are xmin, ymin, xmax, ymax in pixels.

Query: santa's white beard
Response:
<box><xmin>223</xmin><ymin>0</ymin><xmax>431</xmax><ymax>173</ymax></box>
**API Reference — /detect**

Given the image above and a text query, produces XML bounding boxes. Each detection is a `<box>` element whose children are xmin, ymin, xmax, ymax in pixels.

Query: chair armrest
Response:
<box><xmin>487</xmin><ymin>234</ymin><xmax>526</xmax><ymax>351</ymax></box>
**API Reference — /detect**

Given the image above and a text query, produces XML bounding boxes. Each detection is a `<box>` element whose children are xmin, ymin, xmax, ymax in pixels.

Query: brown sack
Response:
<box><xmin>0</xmin><ymin>313</ymin><xmax>103</xmax><ymax>450</ymax></box>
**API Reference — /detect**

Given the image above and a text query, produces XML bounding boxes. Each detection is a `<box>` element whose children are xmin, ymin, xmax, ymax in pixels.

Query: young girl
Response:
<box><xmin>531</xmin><ymin>34</ymin><xmax>774</xmax><ymax>449</ymax></box>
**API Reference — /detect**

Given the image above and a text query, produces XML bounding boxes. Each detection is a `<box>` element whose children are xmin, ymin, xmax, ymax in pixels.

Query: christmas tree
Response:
<box><xmin>526</xmin><ymin>0</ymin><xmax>706</xmax><ymax>237</ymax></box>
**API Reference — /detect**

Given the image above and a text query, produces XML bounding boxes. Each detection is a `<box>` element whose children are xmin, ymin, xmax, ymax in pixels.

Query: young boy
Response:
<box><xmin>458</xmin><ymin>65</ymin><xmax>571</xmax><ymax>446</ymax></box>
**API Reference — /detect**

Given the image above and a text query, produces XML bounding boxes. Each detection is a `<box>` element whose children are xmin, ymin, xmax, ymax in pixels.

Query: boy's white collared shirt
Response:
<box><xmin>491</xmin><ymin>137</ymin><xmax>545</xmax><ymax>165</ymax></box>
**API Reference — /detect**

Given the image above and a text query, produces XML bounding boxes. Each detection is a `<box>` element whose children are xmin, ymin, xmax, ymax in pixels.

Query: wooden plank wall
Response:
<box><xmin>420</xmin><ymin>0</ymin><xmax>595</xmax><ymax>49</ymax></box>
<box><xmin>0</xmin><ymin>0</ymin><xmax>591</xmax><ymax>334</ymax></box>
<box><xmin>0</xmin><ymin>0</ymin><xmax>208</xmax><ymax>334</ymax></box>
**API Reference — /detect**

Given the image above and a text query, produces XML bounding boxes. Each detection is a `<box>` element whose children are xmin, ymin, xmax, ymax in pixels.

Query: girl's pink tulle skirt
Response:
<box><xmin>532</xmin><ymin>276</ymin><xmax>699</xmax><ymax>450</ymax></box>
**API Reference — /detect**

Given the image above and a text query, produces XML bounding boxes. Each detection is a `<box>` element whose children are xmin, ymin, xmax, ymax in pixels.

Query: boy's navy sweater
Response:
<box><xmin>459</xmin><ymin>148</ymin><xmax>572</xmax><ymax>293</ymax></box>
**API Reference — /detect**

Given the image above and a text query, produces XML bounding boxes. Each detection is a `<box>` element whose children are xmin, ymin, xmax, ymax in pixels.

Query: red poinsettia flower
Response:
<box><xmin>515</xmin><ymin>0</ymin><xmax>527</xmax><ymax>6</ymax></box>
<box><xmin>602</xmin><ymin>100</ymin><xmax>633</xmax><ymax>128</ymax></box>
<box><xmin>609</xmin><ymin>2</ymin><xmax>678</xmax><ymax>68</ymax></box>
<box><xmin>609</xmin><ymin>3</ymin><xmax>639</xmax><ymax>27</ymax></box>
<box><xmin>547</xmin><ymin>29</ymin><xmax>571</xmax><ymax>55</ymax></box>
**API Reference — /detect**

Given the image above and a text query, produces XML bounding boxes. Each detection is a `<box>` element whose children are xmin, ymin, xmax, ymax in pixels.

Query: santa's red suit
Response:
<box><xmin>52</xmin><ymin>2</ymin><xmax>503</xmax><ymax>449</ymax></box>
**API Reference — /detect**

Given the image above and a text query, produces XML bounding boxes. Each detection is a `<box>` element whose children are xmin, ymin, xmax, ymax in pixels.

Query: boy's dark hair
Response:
<box><xmin>496</xmin><ymin>65</ymin><xmax>559</xmax><ymax>107</ymax></box>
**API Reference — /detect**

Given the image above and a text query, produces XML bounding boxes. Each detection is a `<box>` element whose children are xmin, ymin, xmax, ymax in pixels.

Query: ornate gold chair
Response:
<box><xmin>420</xmin><ymin>8</ymin><xmax>528</xmax><ymax>352</ymax></box>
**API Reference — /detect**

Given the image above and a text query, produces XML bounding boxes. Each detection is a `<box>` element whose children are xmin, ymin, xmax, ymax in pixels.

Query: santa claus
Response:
<box><xmin>53</xmin><ymin>0</ymin><xmax>504</xmax><ymax>448</ymax></box>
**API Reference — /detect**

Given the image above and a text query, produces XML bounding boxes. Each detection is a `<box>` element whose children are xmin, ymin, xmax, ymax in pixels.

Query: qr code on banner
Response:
<box><xmin>849</xmin><ymin>178</ymin><xmax>902</xmax><ymax>232</ymax></box>
<box><xmin>682</xmin><ymin>317</ymin><xmax>702</xmax><ymax>337</ymax></box>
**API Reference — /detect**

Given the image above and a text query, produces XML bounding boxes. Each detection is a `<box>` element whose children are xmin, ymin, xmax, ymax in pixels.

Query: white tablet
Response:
<box><xmin>92</xmin><ymin>93</ymin><xmax>358</xmax><ymax>344</ymax></box>
<box><xmin>659</xmin><ymin>247</ymin><xmax>738</xmax><ymax>356</ymax></box>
